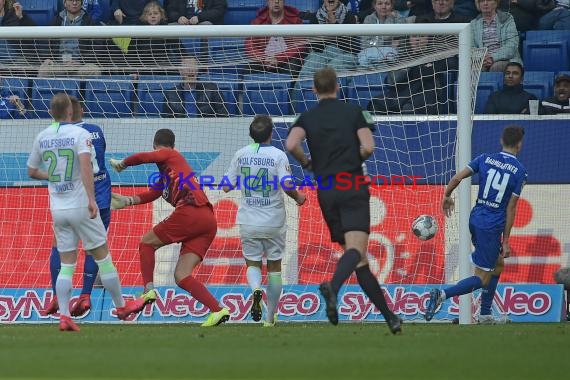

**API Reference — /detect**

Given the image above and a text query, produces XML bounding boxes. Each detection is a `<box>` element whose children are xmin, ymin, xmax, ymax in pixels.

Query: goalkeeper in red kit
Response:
<box><xmin>109</xmin><ymin>129</ymin><xmax>229</xmax><ymax>326</ymax></box>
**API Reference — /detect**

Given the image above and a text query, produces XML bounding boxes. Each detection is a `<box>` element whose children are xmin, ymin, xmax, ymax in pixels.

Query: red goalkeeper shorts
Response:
<box><xmin>153</xmin><ymin>204</ymin><xmax>217</xmax><ymax>259</ymax></box>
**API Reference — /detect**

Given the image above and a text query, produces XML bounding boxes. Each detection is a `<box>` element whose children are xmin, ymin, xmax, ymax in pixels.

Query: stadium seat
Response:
<box><xmin>136</xmin><ymin>75</ymin><xmax>181</xmax><ymax>117</ymax></box>
<box><xmin>181</xmin><ymin>38</ymin><xmax>208</xmax><ymax>58</ymax></box>
<box><xmin>523</xmin><ymin>71</ymin><xmax>555</xmax><ymax>100</ymax></box>
<box><xmin>347</xmin><ymin>72</ymin><xmax>388</xmax><ymax>109</ymax></box>
<box><xmin>224</xmin><ymin>0</ymin><xmax>264</xmax><ymax>25</ymax></box>
<box><xmin>19</xmin><ymin>0</ymin><xmax>57</xmax><ymax>26</ymax></box>
<box><xmin>286</xmin><ymin>0</ymin><xmax>321</xmax><ymax>12</ymax></box>
<box><xmin>207</xmin><ymin>37</ymin><xmax>246</xmax><ymax>75</ymax></box>
<box><xmin>523</xmin><ymin>40</ymin><xmax>569</xmax><ymax>72</ymax></box>
<box><xmin>202</xmin><ymin>73</ymin><xmax>241</xmax><ymax>116</ymax></box>
<box><xmin>31</xmin><ymin>78</ymin><xmax>80</xmax><ymax>118</ymax></box>
<box><xmin>242</xmin><ymin>73</ymin><xmax>293</xmax><ymax>116</ymax></box>
<box><xmin>292</xmin><ymin>77</ymin><xmax>348</xmax><ymax>113</ymax></box>
<box><xmin>474</xmin><ymin>82</ymin><xmax>499</xmax><ymax>114</ymax></box>
<box><xmin>478</xmin><ymin>71</ymin><xmax>503</xmax><ymax>89</ymax></box>
<box><xmin>84</xmin><ymin>76</ymin><xmax>135</xmax><ymax>118</ymax></box>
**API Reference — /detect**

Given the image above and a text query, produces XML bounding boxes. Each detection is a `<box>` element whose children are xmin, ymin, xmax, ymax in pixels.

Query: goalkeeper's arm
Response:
<box><xmin>111</xmin><ymin>193</ymin><xmax>137</xmax><ymax>210</ymax></box>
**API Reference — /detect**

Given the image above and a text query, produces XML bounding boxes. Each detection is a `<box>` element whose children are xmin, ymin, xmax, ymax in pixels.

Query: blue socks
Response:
<box><xmin>81</xmin><ymin>255</ymin><xmax>98</xmax><ymax>295</ymax></box>
<box><xmin>443</xmin><ymin>276</ymin><xmax>483</xmax><ymax>299</ymax></box>
<box><xmin>480</xmin><ymin>275</ymin><xmax>500</xmax><ymax>316</ymax></box>
<box><xmin>49</xmin><ymin>246</ymin><xmax>99</xmax><ymax>295</ymax></box>
<box><xmin>49</xmin><ymin>247</ymin><xmax>60</xmax><ymax>293</ymax></box>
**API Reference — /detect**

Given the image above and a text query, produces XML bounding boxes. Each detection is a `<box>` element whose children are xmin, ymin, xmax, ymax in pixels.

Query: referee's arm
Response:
<box><xmin>286</xmin><ymin>126</ymin><xmax>311</xmax><ymax>168</ymax></box>
<box><xmin>358</xmin><ymin>127</ymin><xmax>375</xmax><ymax>160</ymax></box>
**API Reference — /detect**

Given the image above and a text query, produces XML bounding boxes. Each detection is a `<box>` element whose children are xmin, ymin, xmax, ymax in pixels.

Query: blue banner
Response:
<box><xmin>1</xmin><ymin>284</ymin><xmax>563</xmax><ymax>323</ymax></box>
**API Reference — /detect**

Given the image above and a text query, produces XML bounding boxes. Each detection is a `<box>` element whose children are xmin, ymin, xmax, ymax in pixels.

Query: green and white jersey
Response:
<box><xmin>225</xmin><ymin>143</ymin><xmax>292</xmax><ymax>227</ymax></box>
<box><xmin>27</xmin><ymin>122</ymin><xmax>93</xmax><ymax>211</ymax></box>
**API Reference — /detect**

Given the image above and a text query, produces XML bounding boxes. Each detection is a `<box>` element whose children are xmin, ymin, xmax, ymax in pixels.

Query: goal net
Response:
<box><xmin>0</xmin><ymin>24</ymin><xmax>487</xmax><ymax>324</ymax></box>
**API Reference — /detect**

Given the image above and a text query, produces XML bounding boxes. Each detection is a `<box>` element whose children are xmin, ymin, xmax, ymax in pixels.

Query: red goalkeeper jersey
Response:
<box><xmin>124</xmin><ymin>148</ymin><xmax>210</xmax><ymax>208</ymax></box>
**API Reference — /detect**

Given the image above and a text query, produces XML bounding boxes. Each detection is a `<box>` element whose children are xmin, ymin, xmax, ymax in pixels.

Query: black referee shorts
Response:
<box><xmin>316</xmin><ymin>183</ymin><xmax>371</xmax><ymax>245</ymax></box>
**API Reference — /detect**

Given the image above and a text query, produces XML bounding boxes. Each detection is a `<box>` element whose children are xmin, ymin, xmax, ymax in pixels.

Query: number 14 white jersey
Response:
<box><xmin>225</xmin><ymin>143</ymin><xmax>292</xmax><ymax>227</ymax></box>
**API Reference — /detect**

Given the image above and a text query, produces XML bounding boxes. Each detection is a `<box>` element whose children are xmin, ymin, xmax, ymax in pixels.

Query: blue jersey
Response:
<box><xmin>468</xmin><ymin>151</ymin><xmax>527</xmax><ymax>229</ymax></box>
<box><xmin>78</xmin><ymin>121</ymin><xmax>111</xmax><ymax>209</ymax></box>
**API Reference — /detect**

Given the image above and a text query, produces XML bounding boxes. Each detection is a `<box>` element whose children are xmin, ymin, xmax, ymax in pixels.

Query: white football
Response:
<box><xmin>412</xmin><ymin>215</ymin><xmax>438</xmax><ymax>241</ymax></box>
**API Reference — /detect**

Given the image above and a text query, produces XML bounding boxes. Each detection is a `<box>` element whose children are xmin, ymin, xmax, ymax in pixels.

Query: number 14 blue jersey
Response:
<box><xmin>468</xmin><ymin>151</ymin><xmax>527</xmax><ymax>229</ymax></box>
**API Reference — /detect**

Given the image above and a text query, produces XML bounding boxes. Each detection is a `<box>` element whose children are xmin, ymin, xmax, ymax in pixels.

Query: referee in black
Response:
<box><xmin>286</xmin><ymin>67</ymin><xmax>401</xmax><ymax>334</ymax></box>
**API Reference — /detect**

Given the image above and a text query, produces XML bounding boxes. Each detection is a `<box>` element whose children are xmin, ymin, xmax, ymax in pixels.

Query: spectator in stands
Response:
<box><xmin>358</xmin><ymin>0</ymin><xmax>412</xmax><ymax>68</ymax></box>
<box><xmin>163</xmin><ymin>56</ymin><xmax>228</xmax><ymax>117</ymax></box>
<box><xmin>485</xmin><ymin>62</ymin><xmax>537</xmax><ymax>114</ymax></box>
<box><xmin>497</xmin><ymin>1</ymin><xmax>539</xmax><ymax>32</ymax></box>
<box><xmin>540</xmin><ymin>73</ymin><xmax>570</xmax><ymax>114</ymax></box>
<box><xmin>244</xmin><ymin>0</ymin><xmax>307</xmax><ymax>77</ymax></box>
<box><xmin>393</xmin><ymin>0</ymin><xmax>432</xmax><ymax>18</ymax></box>
<box><xmin>538</xmin><ymin>0</ymin><xmax>570</xmax><ymax>30</ymax></box>
<box><xmin>0</xmin><ymin>0</ymin><xmax>35</xmax><ymax>26</ymax></box>
<box><xmin>0</xmin><ymin>88</ymin><xmax>26</xmax><ymax>119</ymax></box>
<box><xmin>422</xmin><ymin>0</ymin><xmax>470</xmax><ymax>22</ymax></box>
<box><xmin>122</xmin><ymin>1</ymin><xmax>182</xmax><ymax>71</ymax></box>
<box><xmin>38</xmin><ymin>0</ymin><xmax>101</xmax><ymax>77</ymax></box>
<box><xmin>166</xmin><ymin>0</ymin><xmax>227</xmax><ymax>25</ymax></box>
<box><xmin>83</xmin><ymin>0</ymin><xmax>103</xmax><ymax>24</ymax></box>
<box><xmin>470</xmin><ymin>0</ymin><xmax>521</xmax><ymax>72</ymax></box>
<box><xmin>111</xmin><ymin>0</ymin><xmax>152</xmax><ymax>25</ymax></box>
<box><xmin>453</xmin><ymin>0</ymin><xmax>478</xmax><ymax>19</ymax></box>
<box><xmin>366</xmin><ymin>32</ymin><xmax>457</xmax><ymax>115</ymax></box>
<box><xmin>298</xmin><ymin>0</ymin><xmax>358</xmax><ymax>78</ymax></box>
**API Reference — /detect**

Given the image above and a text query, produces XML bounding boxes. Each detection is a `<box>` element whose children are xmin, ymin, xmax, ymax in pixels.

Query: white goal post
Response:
<box><xmin>0</xmin><ymin>23</ymin><xmax>479</xmax><ymax>324</ymax></box>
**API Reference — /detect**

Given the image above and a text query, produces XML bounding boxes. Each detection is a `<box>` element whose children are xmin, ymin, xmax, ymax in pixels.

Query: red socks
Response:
<box><xmin>139</xmin><ymin>243</ymin><xmax>156</xmax><ymax>287</ymax></box>
<box><xmin>178</xmin><ymin>275</ymin><xmax>221</xmax><ymax>312</ymax></box>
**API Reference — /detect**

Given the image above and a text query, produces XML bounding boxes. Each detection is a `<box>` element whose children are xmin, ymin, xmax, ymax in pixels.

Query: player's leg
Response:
<box><xmin>71</xmin><ymin>208</ymin><xmax>111</xmax><ymax>316</ymax></box>
<box><xmin>240</xmin><ymin>224</ymin><xmax>264</xmax><ymax>322</ymax></box>
<box><xmin>478</xmin><ymin>255</ymin><xmax>505</xmax><ymax>324</ymax></box>
<box><xmin>263</xmin><ymin>224</ymin><xmax>286</xmax><ymax>326</ymax></box>
<box><xmin>78</xmin><ymin>211</ymin><xmax>126</xmax><ymax>318</ymax></box>
<box><xmin>45</xmin><ymin>236</ymin><xmax>60</xmax><ymax>315</ymax></box>
<box><xmin>425</xmin><ymin>224</ymin><xmax>500</xmax><ymax>321</ymax></box>
<box><xmin>52</xmin><ymin>209</ymin><xmax>80</xmax><ymax>331</ymax></box>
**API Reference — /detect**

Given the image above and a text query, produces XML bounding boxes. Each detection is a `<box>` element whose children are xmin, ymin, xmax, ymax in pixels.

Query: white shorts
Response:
<box><xmin>52</xmin><ymin>207</ymin><xmax>107</xmax><ymax>253</ymax></box>
<box><xmin>239</xmin><ymin>224</ymin><xmax>286</xmax><ymax>262</ymax></box>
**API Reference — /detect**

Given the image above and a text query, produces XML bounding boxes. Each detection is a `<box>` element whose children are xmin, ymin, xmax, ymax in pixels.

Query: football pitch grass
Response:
<box><xmin>1</xmin><ymin>323</ymin><xmax>568</xmax><ymax>380</ymax></box>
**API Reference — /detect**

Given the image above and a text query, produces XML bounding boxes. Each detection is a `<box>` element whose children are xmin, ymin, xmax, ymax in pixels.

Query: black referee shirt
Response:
<box><xmin>291</xmin><ymin>98</ymin><xmax>375</xmax><ymax>178</ymax></box>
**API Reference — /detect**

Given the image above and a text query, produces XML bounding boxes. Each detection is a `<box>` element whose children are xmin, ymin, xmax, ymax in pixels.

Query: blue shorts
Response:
<box><xmin>99</xmin><ymin>207</ymin><xmax>111</xmax><ymax>231</ymax></box>
<box><xmin>469</xmin><ymin>221</ymin><xmax>502</xmax><ymax>271</ymax></box>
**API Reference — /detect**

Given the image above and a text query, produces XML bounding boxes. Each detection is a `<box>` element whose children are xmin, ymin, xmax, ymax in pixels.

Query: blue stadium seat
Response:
<box><xmin>31</xmin><ymin>78</ymin><xmax>80</xmax><ymax>118</ymax></box>
<box><xmin>224</xmin><ymin>0</ymin><xmax>264</xmax><ymax>25</ymax></box>
<box><xmin>181</xmin><ymin>38</ymin><xmax>207</xmax><ymax>58</ymax></box>
<box><xmin>525</xmin><ymin>30</ymin><xmax>570</xmax><ymax>44</ymax></box>
<box><xmin>523</xmin><ymin>40</ymin><xmax>570</xmax><ymax>72</ymax></box>
<box><xmin>286</xmin><ymin>0</ymin><xmax>321</xmax><ymax>12</ymax></box>
<box><xmin>202</xmin><ymin>73</ymin><xmax>241</xmax><ymax>115</ymax></box>
<box><xmin>474</xmin><ymin>82</ymin><xmax>499</xmax><ymax>114</ymax></box>
<box><xmin>136</xmin><ymin>75</ymin><xmax>181</xmax><ymax>117</ymax></box>
<box><xmin>208</xmin><ymin>37</ymin><xmax>246</xmax><ymax>75</ymax></box>
<box><xmin>242</xmin><ymin>73</ymin><xmax>293</xmax><ymax>116</ymax></box>
<box><xmin>347</xmin><ymin>72</ymin><xmax>388</xmax><ymax>109</ymax></box>
<box><xmin>523</xmin><ymin>71</ymin><xmax>555</xmax><ymax>100</ymax></box>
<box><xmin>19</xmin><ymin>0</ymin><xmax>57</xmax><ymax>26</ymax></box>
<box><xmin>84</xmin><ymin>76</ymin><xmax>134</xmax><ymax>118</ymax></box>
<box><xmin>1</xmin><ymin>77</ymin><xmax>30</xmax><ymax>111</ymax></box>
<box><xmin>292</xmin><ymin>77</ymin><xmax>348</xmax><ymax>113</ymax></box>
<box><xmin>478</xmin><ymin>71</ymin><xmax>503</xmax><ymax>89</ymax></box>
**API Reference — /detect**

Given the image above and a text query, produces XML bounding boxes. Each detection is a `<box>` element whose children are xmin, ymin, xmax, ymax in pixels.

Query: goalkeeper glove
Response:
<box><xmin>109</xmin><ymin>158</ymin><xmax>126</xmax><ymax>173</ymax></box>
<box><xmin>111</xmin><ymin>193</ymin><xmax>134</xmax><ymax>210</ymax></box>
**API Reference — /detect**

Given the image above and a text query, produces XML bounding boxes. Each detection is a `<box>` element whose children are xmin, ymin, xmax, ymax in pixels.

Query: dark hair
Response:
<box><xmin>502</xmin><ymin>125</ymin><xmax>525</xmax><ymax>147</ymax></box>
<box><xmin>49</xmin><ymin>93</ymin><xmax>71</xmax><ymax>121</ymax></box>
<box><xmin>154</xmin><ymin>128</ymin><xmax>176</xmax><ymax>147</ymax></box>
<box><xmin>249</xmin><ymin>115</ymin><xmax>273</xmax><ymax>143</ymax></box>
<box><xmin>68</xmin><ymin>95</ymin><xmax>83</xmax><ymax>122</ymax></box>
<box><xmin>505</xmin><ymin>62</ymin><xmax>524</xmax><ymax>77</ymax></box>
<box><xmin>314</xmin><ymin>67</ymin><xmax>337</xmax><ymax>95</ymax></box>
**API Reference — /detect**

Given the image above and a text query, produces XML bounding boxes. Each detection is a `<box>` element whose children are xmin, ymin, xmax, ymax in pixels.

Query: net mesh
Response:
<box><xmin>0</xmin><ymin>25</ymin><xmax>494</xmax><ymax>322</ymax></box>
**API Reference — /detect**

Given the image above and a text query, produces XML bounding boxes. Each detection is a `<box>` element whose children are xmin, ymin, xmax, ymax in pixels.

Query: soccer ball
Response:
<box><xmin>412</xmin><ymin>215</ymin><xmax>438</xmax><ymax>241</ymax></box>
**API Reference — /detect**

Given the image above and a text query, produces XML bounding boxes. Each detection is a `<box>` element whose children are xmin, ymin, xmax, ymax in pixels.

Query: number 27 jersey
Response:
<box><xmin>468</xmin><ymin>151</ymin><xmax>527</xmax><ymax>228</ymax></box>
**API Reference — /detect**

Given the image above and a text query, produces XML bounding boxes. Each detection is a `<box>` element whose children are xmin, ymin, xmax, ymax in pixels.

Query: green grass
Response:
<box><xmin>1</xmin><ymin>323</ymin><xmax>569</xmax><ymax>380</ymax></box>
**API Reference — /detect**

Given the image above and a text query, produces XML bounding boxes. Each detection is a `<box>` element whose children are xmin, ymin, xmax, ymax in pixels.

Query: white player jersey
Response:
<box><xmin>27</xmin><ymin>122</ymin><xmax>94</xmax><ymax>211</ymax></box>
<box><xmin>225</xmin><ymin>143</ymin><xmax>292</xmax><ymax>227</ymax></box>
